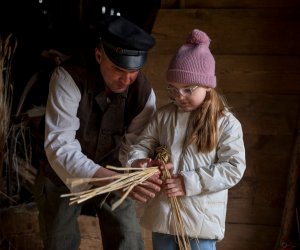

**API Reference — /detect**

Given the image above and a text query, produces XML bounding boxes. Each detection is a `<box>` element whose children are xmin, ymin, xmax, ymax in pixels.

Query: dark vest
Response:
<box><xmin>43</xmin><ymin>62</ymin><xmax>151</xmax><ymax>186</ymax></box>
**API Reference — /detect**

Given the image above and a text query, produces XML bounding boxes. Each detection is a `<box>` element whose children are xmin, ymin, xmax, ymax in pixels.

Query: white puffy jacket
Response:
<box><xmin>127</xmin><ymin>103</ymin><xmax>246</xmax><ymax>240</ymax></box>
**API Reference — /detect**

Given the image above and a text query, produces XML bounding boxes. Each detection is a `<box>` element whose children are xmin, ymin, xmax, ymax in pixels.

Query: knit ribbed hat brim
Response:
<box><xmin>166</xmin><ymin>69</ymin><xmax>216</xmax><ymax>88</ymax></box>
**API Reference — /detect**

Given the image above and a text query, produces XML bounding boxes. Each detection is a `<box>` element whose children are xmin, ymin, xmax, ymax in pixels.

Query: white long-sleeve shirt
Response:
<box><xmin>44</xmin><ymin>66</ymin><xmax>156</xmax><ymax>192</ymax></box>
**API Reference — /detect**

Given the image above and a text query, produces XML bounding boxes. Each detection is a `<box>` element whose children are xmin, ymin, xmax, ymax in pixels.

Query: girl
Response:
<box><xmin>127</xmin><ymin>29</ymin><xmax>246</xmax><ymax>250</ymax></box>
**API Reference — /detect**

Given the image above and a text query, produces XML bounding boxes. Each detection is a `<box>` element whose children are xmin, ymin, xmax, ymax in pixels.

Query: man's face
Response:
<box><xmin>95</xmin><ymin>47</ymin><xmax>139</xmax><ymax>94</ymax></box>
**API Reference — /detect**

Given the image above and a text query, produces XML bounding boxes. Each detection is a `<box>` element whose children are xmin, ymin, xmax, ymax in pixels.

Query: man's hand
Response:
<box><xmin>129</xmin><ymin>158</ymin><xmax>163</xmax><ymax>202</ymax></box>
<box><xmin>129</xmin><ymin>172</ymin><xmax>162</xmax><ymax>202</ymax></box>
<box><xmin>92</xmin><ymin>167</ymin><xmax>119</xmax><ymax>186</ymax></box>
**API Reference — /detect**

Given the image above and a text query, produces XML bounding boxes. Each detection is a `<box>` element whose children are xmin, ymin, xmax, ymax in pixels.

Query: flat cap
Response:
<box><xmin>99</xmin><ymin>16</ymin><xmax>155</xmax><ymax>70</ymax></box>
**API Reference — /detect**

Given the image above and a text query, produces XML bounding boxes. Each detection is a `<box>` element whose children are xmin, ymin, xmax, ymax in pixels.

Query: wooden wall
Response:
<box><xmin>142</xmin><ymin>0</ymin><xmax>300</xmax><ymax>249</ymax></box>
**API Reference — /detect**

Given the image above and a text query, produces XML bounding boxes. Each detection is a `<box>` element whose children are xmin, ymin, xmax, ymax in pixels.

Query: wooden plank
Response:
<box><xmin>216</xmin><ymin>56</ymin><xmax>300</xmax><ymax>94</ymax></box>
<box><xmin>226</xmin><ymin>197</ymin><xmax>283</xmax><ymax>225</ymax></box>
<box><xmin>230</xmin><ymin>94</ymin><xmax>300</xmax><ymax>135</ymax></box>
<box><xmin>232</xmin><ymin>134</ymin><xmax>292</xmax><ymax>188</ymax></box>
<box><xmin>144</xmin><ymin>89</ymin><xmax>300</xmax><ymax>135</ymax></box>
<box><xmin>229</xmin><ymin>176</ymin><xmax>286</xmax><ymax>207</ymax></box>
<box><xmin>161</xmin><ymin>0</ymin><xmax>300</xmax><ymax>9</ymax></box>
<box><xmin>245</xmin><ymin>150</ymin><xmax>291</xmax><ymax>178</ymax></box>
<box><xmin>219</xmin><ymin>93</ymin><xmax>300</xmax><ymax>116</ymax></box>
<box><xmin>143</xmin><ymin>55</ymin><xmax>300</xmax><ymax>99</ymax></box>
<box><xmin>151</xmin><ymin>9</ymin><xmax>300</xmax><ymax>55</ymax></box>
<box><xmin>236</xmin><ymin>112</ymin><xmax>297</xmax><ymax>136</ymax></box>
<box><xmin>244</xmin><ymin>135</ymin><xmax>294</xmax><ymax>156</ymax></box>
<box><xmin>217</xmin><ymin>223</ymin><xmax>278</xmax><ymax>250</ymax></box>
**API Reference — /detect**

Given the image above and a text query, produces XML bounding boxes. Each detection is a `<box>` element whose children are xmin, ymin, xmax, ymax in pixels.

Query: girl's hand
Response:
<box><xmin>163</xmin><ymin>174</ymin><xmax>186</xmax><ymax>197</ymax></box>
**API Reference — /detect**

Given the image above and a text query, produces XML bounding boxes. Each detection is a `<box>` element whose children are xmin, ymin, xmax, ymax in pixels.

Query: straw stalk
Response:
<box><xmin>155</xmin><ymin>146</ymin><xmax>191</xmax><ymax>250</ymax></box>
<box><xmin>62</xmin><ymin>166</ymin><xmax>159</xmax><ymax>211</ymax></box>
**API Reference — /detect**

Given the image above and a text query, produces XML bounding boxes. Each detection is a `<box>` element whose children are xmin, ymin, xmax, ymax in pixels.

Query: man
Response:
<box><xmin>34</xmin><ymin>15</ymin><xmax>161</xmax><ymax>250</ymax></box>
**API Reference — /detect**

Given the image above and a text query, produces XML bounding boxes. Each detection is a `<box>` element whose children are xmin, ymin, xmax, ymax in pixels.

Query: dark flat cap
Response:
<box><xmin>99</xmin><ymin>16</ymin><xmax>155</xmax><ymax>70</ymax></box>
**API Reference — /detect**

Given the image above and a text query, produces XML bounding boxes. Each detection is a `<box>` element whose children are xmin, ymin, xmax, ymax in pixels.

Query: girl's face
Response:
<box><xmin>167</xmin><ymin>82</ymin><xmax>210</xmax><ymax>111</ymax></box>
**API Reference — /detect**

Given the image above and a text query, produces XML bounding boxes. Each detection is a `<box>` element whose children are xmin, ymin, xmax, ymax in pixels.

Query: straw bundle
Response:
<box><xmin>61</xmin><ymin>165</ymin><xmax>159</xmax><ymax>211</ymax></box>
<box><xmin>155</xmin><ymin>146</ymin><xmax>191</xmax><ymax>250</ymax></box>
<box><xmin>0</xmin><ymin>34</ymin><xmax>17</xmax><ymax>174</ymax></box>
<box><xmin>0</xmin><ymin>34</ymin><xmax>17</xmax><ymax>206</ymax></box>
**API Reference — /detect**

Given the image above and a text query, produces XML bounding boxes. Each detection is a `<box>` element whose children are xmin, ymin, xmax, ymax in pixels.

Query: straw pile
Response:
<box><xmin>155</xmin><ymin>146</ymin><xmax>191</xmax><ymax>250</ymax></box>
<box><xmin>0</xmin><ymin>34</ymin><xmax>17</xmax><ymax>204</ymax></box>
<box><xmin>61</xmin><ymin>165</ymin><xmax>160</xmax><ymax>211</ymax></box>
<box><xmin>0</xmin><ymin>34</ymin><xmax>17</xmax><ymax>175</ymax></box>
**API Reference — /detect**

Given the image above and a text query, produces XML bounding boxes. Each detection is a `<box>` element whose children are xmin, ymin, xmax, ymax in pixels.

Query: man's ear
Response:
<box><xmin>95</xmin><ymin>48</ymin><xmax>102</xmax><ymax>64</ymax></box>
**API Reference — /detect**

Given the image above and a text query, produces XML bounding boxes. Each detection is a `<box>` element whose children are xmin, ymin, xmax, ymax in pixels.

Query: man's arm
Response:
<box><xmin>44</xmin><ymin>67</ymin><xmax>102</xmax><ymax>192</ymax></box>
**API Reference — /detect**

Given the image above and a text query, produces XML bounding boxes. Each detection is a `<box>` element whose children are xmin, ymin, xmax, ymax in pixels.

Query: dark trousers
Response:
<box><xmin>33</xmin><ymin>171</ymin><xmax>144</xmax><ymax>250</ymax></box>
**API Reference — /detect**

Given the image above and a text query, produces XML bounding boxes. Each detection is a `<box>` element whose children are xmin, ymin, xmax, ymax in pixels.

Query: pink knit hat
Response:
<box><xmin>166</xmin><ymin>29</ymin><xmax>216</xmax><ymax>88</ymax></box>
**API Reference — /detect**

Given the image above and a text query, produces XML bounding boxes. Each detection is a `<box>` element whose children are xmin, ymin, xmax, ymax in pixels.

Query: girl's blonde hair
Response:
<box><xmin>189</xmin><ymin>88</ymin><xmax>228</xmax><ymax>153</ymax></box>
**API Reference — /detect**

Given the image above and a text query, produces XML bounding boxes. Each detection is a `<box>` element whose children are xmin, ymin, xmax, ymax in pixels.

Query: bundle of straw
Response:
<box><xmin>0</xmin><ymin>34</ymin><xmax>17</xmax><ymax>174</ymax></box>
<box><xmin>155</xmin><ymin>146</ymin><xmax>191</xmax><ymax>250</ymax></box>
<box><xmin>61</xmin><ymin>165</ymin><xmax>159</xmax><ymax>211</ymax></box>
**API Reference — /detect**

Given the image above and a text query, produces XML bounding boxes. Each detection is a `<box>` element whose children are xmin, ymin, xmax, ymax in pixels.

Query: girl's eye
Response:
<box><xmin>182</xmin><ymin>88</ymin><xmax>191</xmax><ymax>95</ymax></box>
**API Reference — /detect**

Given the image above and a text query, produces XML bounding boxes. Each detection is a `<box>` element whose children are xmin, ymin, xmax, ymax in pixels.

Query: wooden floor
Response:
<box><xmin>79</xmin><ymin>215</ymin><xmax>153</xmax><ymax>250</ymax></box>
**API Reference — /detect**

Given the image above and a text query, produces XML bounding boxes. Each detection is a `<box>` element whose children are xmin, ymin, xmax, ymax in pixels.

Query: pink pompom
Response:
<box><xmin>186</xmin><ymin>29</ymin><xmax>210</xmax><ymax>46</ymax></box>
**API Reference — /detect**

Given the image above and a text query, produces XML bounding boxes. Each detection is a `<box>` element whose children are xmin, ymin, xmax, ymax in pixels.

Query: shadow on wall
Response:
<box><xmin>0</xmin><ymin>0</ymin><xmax>161</xmax><ymax>209</ymax></box>
<box><xmin>0</xmin><ymin>0</ymin><xmax>161</xmax><ymax>114</ymax></box>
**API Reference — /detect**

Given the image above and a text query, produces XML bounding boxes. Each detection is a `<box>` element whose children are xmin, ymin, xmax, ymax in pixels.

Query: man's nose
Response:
<box><xmin>120</xmin><ymin>71</ymin><xmax>136</xmax><ymax>85</ymax></box>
